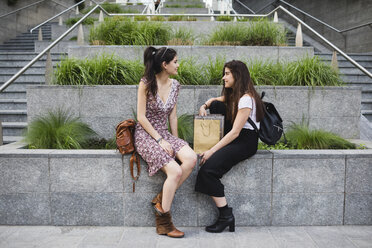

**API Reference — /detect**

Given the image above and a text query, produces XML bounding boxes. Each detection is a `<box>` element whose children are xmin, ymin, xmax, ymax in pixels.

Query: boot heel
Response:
<box><xmin>229</xmin><ymin>220</ymin><xmax>235</xmax><ymax>232</ymax></box>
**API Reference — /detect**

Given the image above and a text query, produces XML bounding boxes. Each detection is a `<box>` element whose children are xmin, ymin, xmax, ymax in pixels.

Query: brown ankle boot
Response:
<box><xmin>151</xmin><ymin>191</ymin><xmax>162</xmax><ymax>206</ymax></box>
<box><xmin>155</xmin><ymin>211</ymin><xmax>184</xmax><ymax>238</ymax></box>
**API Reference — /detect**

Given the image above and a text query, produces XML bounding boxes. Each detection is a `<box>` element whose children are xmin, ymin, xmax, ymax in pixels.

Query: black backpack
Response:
<box><xmin>248</xmin><ymin>92</ymin><xmax>286</xmax><ymax>145</ymax></box>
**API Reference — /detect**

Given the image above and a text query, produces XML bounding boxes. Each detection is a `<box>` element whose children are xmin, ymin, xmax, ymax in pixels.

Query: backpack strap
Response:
<box><xmin>248</xmin><ymin>117</ymin><xmax>259</xmax><ymax>133</ymax></box>
<box><xmin>129</xmin><ymin>152</ymin><xmax>141</xmax><ymax>192</ymax></box>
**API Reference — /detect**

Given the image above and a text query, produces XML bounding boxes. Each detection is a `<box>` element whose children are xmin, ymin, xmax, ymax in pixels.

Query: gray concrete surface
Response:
<box><xmin>0</xmin><ymin>225</ymin><xmax>371</xmax><ymax>248</ymax></box>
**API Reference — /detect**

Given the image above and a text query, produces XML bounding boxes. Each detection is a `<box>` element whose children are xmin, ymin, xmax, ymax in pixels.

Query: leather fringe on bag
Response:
<box><xmin>116</xmin><ymin>119</ymin><xmax>141</xmax><ymax>192</ymax></box>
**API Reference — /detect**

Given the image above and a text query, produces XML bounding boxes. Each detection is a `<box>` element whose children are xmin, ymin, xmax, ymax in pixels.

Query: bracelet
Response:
<box><xmin>156</xmin><ymin>137</ymin><xmax>163</xmax><ymax>143</ymax></box>
<box><xmin>203</xmin><ymin>103</ymin><xmax>208</xmax><ymax>109</ymax></box>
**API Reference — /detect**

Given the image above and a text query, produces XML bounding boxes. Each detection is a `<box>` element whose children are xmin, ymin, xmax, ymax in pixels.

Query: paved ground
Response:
<box><xmin>0</xmin><ymin>225</ymin><xmax>371</xmax><ymax>248</ymax></box>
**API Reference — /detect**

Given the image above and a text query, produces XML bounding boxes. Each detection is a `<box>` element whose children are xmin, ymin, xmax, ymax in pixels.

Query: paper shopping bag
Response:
<box><xmin>193</xmin><ymin>114</ymin><xmax>224</xmax><ymax>154</ymax></box>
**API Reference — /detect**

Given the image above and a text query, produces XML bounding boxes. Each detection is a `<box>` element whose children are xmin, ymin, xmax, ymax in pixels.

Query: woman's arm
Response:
<box><xmin>199</xmin><ymin>96</ymin><xmax>225</xmax><ymax>116</ymax></box>
<box><xmin>169</xmin><ymin>104</ymin><xmax>178</xmax><ymax>137</ymax></box>
<box><xmin>137</xmin><ymin>81</ymin><xmax>173</xmax><ymax>155</ymax></box>
<box><xmin>200</xmin><ymin>107</ymin><xmax>251</xmax><ymax>164</ymax></box>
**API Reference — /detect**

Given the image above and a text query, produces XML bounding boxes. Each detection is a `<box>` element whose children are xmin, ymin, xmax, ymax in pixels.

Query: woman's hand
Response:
<box><xmin>199</xmin><ymin>105</ymin><xmax>207</xmax><ymax>116</ymax></box>
<box><xmin>200</xmin><ymin>149</ymin><xmax>214</xmax><ymax>165</ymax></box>
<box><xmin>159</xmin><ymin>139</ymin><xmax>174</xmax><ymax>156</ymax></box>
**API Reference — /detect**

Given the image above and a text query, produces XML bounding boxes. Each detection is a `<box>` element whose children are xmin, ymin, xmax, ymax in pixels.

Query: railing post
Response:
<box><xmin>99</xmin><ymin>10</ymin><xmax>104</xmax><ymax>22</ymax></box>
<box><xmin>89</xmin><ymin>0</ymin><xmax>92</xmax><ymax>6</ymax></box>
<box><xmin>273</xmin><ymin>11</ymin><xmax>278</xmax><ymax>23</ymax></box>
<box><xmin>331</xmin><ymin>51</ymin><xmax>339</xmax><ymax>71</ymax></box>
<box><xmin>233</xmin><ymin>16</ymin><xmax>237</xmax><ymax>22</ymax></box>
<box><xmin>45</xmin><ymin>50</ymin><xmax>53</xmax><ymax>85</ymax></box>
<box><xmin>0</xmin><ymin>120</ymin><xmax>3</xmax><ymax>146</ymax></box>
<box><xmin>38</xmin><ymin>28</ymin><xmax>43</xmax><ymax>41</ymax></box>
<box><xmin>58</xmin><ymin>16</ymin><xmax>63</xmax><ymax>26</ymax></box>
<box><xmin>295</xmin><ymin>22</ymin><xmax>303</xmax><ymax>47</ymax></box>
<box><xmin>77</xmin><ymin>24</ymin><xmax>84</xmax><ymax>45</ymax></box>
<box><xmin>75</xmin><ymin>6</ymin><xmax>79</xmax><ymax>15</ymax></box>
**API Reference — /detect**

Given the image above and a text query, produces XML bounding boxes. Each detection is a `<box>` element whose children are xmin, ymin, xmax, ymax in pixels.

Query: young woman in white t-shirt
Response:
<box><xmin>195</xmin><ymin>60</ymin><xmax>264</xmax><ymax>233</ymax></box>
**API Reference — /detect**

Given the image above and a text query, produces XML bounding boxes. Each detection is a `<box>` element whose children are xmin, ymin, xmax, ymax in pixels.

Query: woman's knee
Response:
<box><xmin>166</xmin><ymin>164</ymin><xmax>183</xmax><ymax>182</ymax></box>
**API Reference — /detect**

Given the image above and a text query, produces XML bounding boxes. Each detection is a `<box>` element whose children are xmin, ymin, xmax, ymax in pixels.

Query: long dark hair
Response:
<box><xmin>143</xmin><ymin>46</ymin><xmax>177</xmax><ymax>97</ymax></box>
<box><xmin>222</xmin><ymin>60</ymin><xmax>264</xmax><ymax>123</ymax></box>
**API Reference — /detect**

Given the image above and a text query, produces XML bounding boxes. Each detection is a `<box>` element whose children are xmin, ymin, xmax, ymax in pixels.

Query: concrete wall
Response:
<box><xmin>0</xmin><ymin>0</ymin><xmax>76</xmax><ymax>44</ymax></box>
<box><xmin>68</xmin><ymin>46</ymin><xmax>314</xmax><ymax>63</ymax></box>
<box><xmin>234</xmin><ymin>0</ymin><xmax>372</xmax><ymax>53</ymax></box>
<box><xmin>0</xmin><ymin>144</ymin><xmax>371</xmax><ymax>226</ymax></box>
<box><xmin>27</xmin><ymin>85</ymin><xmax>361</xmax><ymax>140</ymax></box>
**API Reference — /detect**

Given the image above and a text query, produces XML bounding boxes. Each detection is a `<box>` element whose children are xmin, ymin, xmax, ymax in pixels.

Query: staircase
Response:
<box><xmin>0</xmin><ymin>23</ymin><xmax>65</xmax><ymax>144</ymax></box>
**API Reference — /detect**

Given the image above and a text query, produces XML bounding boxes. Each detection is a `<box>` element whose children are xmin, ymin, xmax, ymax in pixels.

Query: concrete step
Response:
<box><xmin>0</xmin><ymin>49</ymin><xmax>35</xmax><ymax>52</ymax></box>
<box><xmin>0</xmin><ymin>99</ymin><xmax>27</xmax><ymax>110</ymax></box>
<box><xmin>0</xmin><ymin>90</ymin><xmax>26</xmax><ymax>99</ymax></box>
<box><xmin>0</xmin><ymin>60</ymin><xmax>61</xmax><ymax>67</ymax></box>
<box><xmin>2</xmin><ymin>135</ymin><xmax>23</xmax><ymax>144</ymax></box>
<box><xmin>362</xmin><ymin>90</ymin><xmax>372</xmax><ymax>99</ymax></box>
<box><xmin>317</xmin><ymin>53</ymin><xmax>372</xmax><ymax>61</ymax></box>
<box><xmin>338</xmin><ymin>67</ymin><xmax>372</xmax><ymax>74</ymax></box>
<box><xmin>342</xmin><ymin>74</ymin><xmax>372</xmax><ymax>83</ymax></box>
<box><xmin>362</xmin><ymin>110</ymin><xmax>372</xmax><ymax>121</ymax></box>
<box><xmin>0</xmin><ymin>81</ymin><xmax>44</xmax><ymax>91</ymax></box>
<box><xmin>160</xmin><ymin>7</ymin><xmax>209</xmax><ymax>14</ymax></box>
<box><xmin>0</xmin><ymin>67</ymin><xmax>51</xmax><ymax>74</ymax></box>
<box><xmin>1</xmin><ymin>122</ymin><xmax>27</xmax><ymax>136</ymax></box>
<box><xmin>1</xmin><ymin>81</ymin><xmax>44</xmax><ymax>91</ymax></box>
<box><xmin>0</xmin><ymin>53</ymin><xmax>65</xmax><ymax>60</ymax></box>
<box><xmin>362</xmin><ymin>99</ymin><xmax>372</xmax><ymax>110</ymax></box>
<box><xmin>346</xmin><ymin>82</ymin><xmax>372</xmax><ymax>91</ymax></box>
<box><xmin>0</xmin><ymin>74</ymin><xmax>45</xmax><ymax>83</ymax></box>
<box><xmin>3</xmin><ymin>40</ymin><xmax>35</xmax><ymax>44</ymax></box>
<box><xmin>0</xmin><ymin>110</ymin><xmax>27</xmax><ymax>122</ymax></box>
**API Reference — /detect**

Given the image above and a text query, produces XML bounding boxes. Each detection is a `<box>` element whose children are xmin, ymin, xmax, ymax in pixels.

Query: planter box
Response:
<box><xmin>68</xmin><ymin>45</ymin><xmax>314</xmax><ymax>64</ymax></box>
<box><xmin>27</xmin><ymin>85</ymin><xmax>361</xmax><ymax>139</ymax></box>
<box><xmin>0</xmin><ymin>143</ymin><xmax>371</xmax><ymax>226</ymax></box>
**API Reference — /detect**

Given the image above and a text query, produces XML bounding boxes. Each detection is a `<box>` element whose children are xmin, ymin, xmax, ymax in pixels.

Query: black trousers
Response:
<box><xmin>195</xmin><ymin>101</ymin><xmax>258</xmax><ymax>197</ymax></box>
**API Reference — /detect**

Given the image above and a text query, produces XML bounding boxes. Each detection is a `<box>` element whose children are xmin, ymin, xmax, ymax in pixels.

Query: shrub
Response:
<box><xmin>168</xmin><ymin>15</ymin><xmax>184</xmax><ymax>21</ymax></box>
<box><xmin>168</xmin><ymin>28</ymin><xmax>195</xmax><ymax>45</ymax></box>
<box><xmin>54</xmin><ymin>54</ymin><xmax>144</xmax><ymax>86</ymax></box>
<box><xmin>169</xmin><ymin>114</ymin><xmax>194</xmax><ymax>144</ymax></box>
<box><xmin>285</xmin><ymin>123</ymin><xmax>356</xmax><ymax>149</ymax></box>
<box><xmin>172</xmin><ymin>58</ymin><xmax>206</xmax><ymax>85</ymax></box>
<box><xmin>65</xmin><ymin>17</ymin><xmax>97</xmax><ymax>27</ymax></box>
<box><xmin>81</xmin><ymin>3</ymin><xmax>126</xmax><ymax>14</ymax></box>
<box><xmin>89</xmin><ymin>19</ymin><xmax>171</xmax><ymax>45</ymax></box>
<box><xmin>216</xmin><ymin>16</ymin><xmax>233</xmax><ymax>22</ymax></box>
<box><xmin>24</xmin><ymin>109</ymin><xmax>96</xmax><ymax>149</ymax></box>
<box><xmin>206</xmin><ymin>19</ymin><xmax>287</xmax><ymax>46</ymax></box>
<box><xmin>151</xmin><ymin>16</ymin><xmax>166</xmax><ymax>21</ymax></box>
<box><xmin>134</xmin><ymin>15</ymin><xmax>148</xmax><ymax>21</ymax></box>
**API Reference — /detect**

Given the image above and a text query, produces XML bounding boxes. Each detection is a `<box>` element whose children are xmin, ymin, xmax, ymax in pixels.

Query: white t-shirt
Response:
<box><xmin>238</xmin><ymin>95</ymin><xmax>260</xmax><ymax>130</ymax></box>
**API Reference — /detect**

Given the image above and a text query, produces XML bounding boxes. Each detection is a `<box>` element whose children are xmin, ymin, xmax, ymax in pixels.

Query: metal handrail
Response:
<box><xmin>30</xmin><ymin>0</ymin><xmax>86</xmax><ymax>33</ymax></box>
<box><xmin>0</xmin><ymin>0</ymin><xmax>46</xmax><ymax>19</ymax></box>
<box><xmin>0</xmin><ymin>5</ymin><xmax>101</xmax><ymax>93</ymax></box>
<box><xmin>271</xmin><ymin>6</ymin><xmax>372</xmax><ymax>79</ymax></box>
<box><xmin>1</xmin><ymin>4</ymin><xmax>371</xmax><ymax>93</ymax></box>
<box><xmin>235</xmin><ymin>0</ymin><xmax>255</xmax><ymax>14</ymax></box>
<box><xmin>278</xmin><ymin>0</ymin><xmax>372</xmax><ymax>33</ymax></box>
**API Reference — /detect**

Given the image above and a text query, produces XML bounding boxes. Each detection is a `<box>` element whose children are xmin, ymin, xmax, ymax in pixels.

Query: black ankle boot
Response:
<box><xmin>205</xmin><ymin>207</ymin><xmax>235</xmax><ymax>233</ymax></box>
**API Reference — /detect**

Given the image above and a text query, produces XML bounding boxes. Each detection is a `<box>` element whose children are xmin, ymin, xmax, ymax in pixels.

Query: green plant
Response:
<box><xmin>204</xmin><ymin>56</ymin><xmax>225</xmax><ymax>85</ymax></box>
<box><xmin>65</xmin><ymin>17</ymin><xmax>97</xmax><ymax>27</ymax></box>
<box><xmin>134</xmin><ymin>15</ymin><xmax>148</xmax><ymax>21</ymax></box>
<box><xmin>206</xmin><ymin>19</ymin><xmax>287</xmax><ymax>46</ymax></box>
<box><xmin>24</xmin><ymin>108</ymin><xmax>96</xmax><ymax>149</ymax></box>
<box><xmin>168</xmin><ymin>114</ymin><xmax>194</xmax><ymax>144</ymax></box>
<box><xmin>242</xmin><ymin>18</ymin><xmax>287</xmax><ymax>46</ymax></box>
<box><xmin>216</xmin><ymin>16</ymin><xmax>233</xmax><ymax>22</ymax></box>
<box><xmin>258</xmin><ymin>141</ymin><xmax>292</xmax><ymax>150</ymax></box>
<box><xmin>168</xmin><ymin>28</ymin><xmax>195</xmax><ymax>45</ymax></box>
<box><xmin>69</xmin><ymin>36</ymin><xmax>77</xmax><ymax>41</ymax></box>
<box><xmin>89</xmin><ymin>19</ymin><xmax>171</xmax><ymax>45</ymax></box>
<box><xmin>285</xmin><ymin>123</ymin><xmax>356</xmax><ymax>149</ymax></box>
<box><xmin>54</xmin><ymin>54</ymin><xmax>144</xmax><ymax>86</ymax></box>
<box><xmin>168</xmin><ymin>15</ymin><xmax>184</xmax><ymax>21</ymax></box>
<box><xmin>172</xmin><ymin>57</ymin><xmax>206</xmax><ymax>85</ymax></box>
<box><xmin>81</xmin><ymin>2</ymin><xmax>129</xmax><ymax>14</ymax></box>
<box><xmin>82</xmin><ymin>138</ymin><xmax>116</xmax><ymax>149</ymax></box>
<box><xmin>151</xmin><ymin>16</ymin><xmax>166</xmax><ymax>21</ymax></box>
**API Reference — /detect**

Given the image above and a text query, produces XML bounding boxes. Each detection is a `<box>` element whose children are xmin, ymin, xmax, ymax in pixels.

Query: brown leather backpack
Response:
<box><xmin>116</xmin><ymin>119</ymin><xmax>141</xmax><ymax>192</ymax></box>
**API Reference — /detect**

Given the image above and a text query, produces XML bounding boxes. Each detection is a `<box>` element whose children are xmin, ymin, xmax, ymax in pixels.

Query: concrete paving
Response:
<box><xmin>0</xmin><ymin>225</ymin><xmax>371</xmax><ymax>248</ymax></box>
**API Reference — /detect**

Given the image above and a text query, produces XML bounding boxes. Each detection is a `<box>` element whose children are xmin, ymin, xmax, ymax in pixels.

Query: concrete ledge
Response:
<box><xmin>27</xmin><ymin>85</ymin><xmax>361</xmax><ymax>139</ymax></box>
<box><xmin>67</xmin><ymin>45</ymin><xmax>314</xmax><ymax>64</ymax></box>
<box><xmin>0</xmin><ymin>148</ymin><xmax>371</xmax><ymax>226</ymax></box>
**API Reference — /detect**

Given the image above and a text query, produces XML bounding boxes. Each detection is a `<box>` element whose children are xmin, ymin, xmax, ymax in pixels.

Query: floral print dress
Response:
<box><xmin>134</xmin><ymin>78</ymin><xmax>188</xmax><ymax>176</ymax></box>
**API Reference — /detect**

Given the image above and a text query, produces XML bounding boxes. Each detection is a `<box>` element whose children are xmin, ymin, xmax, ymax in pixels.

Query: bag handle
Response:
<box><xmin>129</xmin><ymin>152</ymin><xmax>141</xmax><ymax>192</ymax></box>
